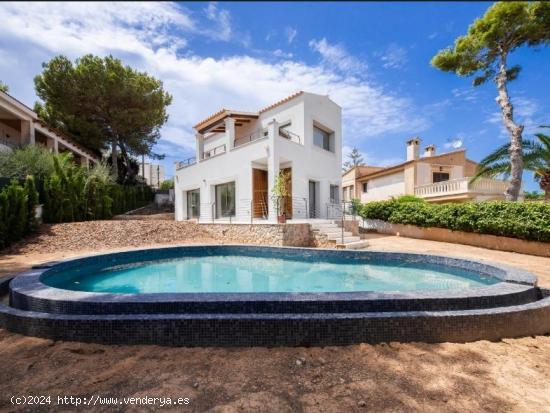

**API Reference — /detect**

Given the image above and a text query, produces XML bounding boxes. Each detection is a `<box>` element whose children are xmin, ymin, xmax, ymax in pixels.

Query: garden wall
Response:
<box><xmin>199</xmin><ymin>223</ymin><xmax>314</xmax><ymax>247</ymax></box>
<box><xmin>362</xmin><ymin>219</ymin><xmax>550</xmax><ymax>258</ymax></box>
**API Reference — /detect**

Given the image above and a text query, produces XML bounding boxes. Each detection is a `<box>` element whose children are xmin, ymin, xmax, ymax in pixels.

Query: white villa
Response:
<box><xmin>174</xmin><ymin>92</ymin><xmax>343</xmax><ymax>222</ymax></box>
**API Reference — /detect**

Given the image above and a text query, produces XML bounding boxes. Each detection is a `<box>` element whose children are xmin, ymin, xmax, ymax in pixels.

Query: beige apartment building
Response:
<box><xmin>0</xmin><ymin>90</ymin><xmax>99</xmax><ymax>166</ymax></box>
<box><xmin>342</xmin><ymin>138</ymin><xmax>510</xmax><ymax>203</ymax></box>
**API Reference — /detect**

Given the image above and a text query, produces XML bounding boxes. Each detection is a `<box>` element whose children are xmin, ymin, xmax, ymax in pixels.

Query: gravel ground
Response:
<box><xmin>0</xmin><ymin>221</ymin><xmax>549</xmax><ymax>412</ymax></box>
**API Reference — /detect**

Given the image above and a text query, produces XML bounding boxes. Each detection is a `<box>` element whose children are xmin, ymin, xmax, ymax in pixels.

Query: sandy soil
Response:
<box><xmin>0</xmin><ymin>222</ymin><xmax>549</xmax><ymax>412</ymax></box>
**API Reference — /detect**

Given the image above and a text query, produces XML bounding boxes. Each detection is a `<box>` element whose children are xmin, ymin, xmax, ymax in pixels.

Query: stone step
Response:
<box><xmin>310</xmin><ymin>223</ymin><xmax>340</xmax><ymax>231</ymax></box>
<box><xmin>336</xmin><ymin>240</ymin><xmax>369</xmax><ymax>250</ymax></box>
<box><xmin>325</xmin><ymin>232</ymin><xmax>354</xmax><ymax>240</ymax></box>
<box><xmin>331</xmin><ymin>236</ymin><xmax>361</xmax><ymax>243</ymax></box>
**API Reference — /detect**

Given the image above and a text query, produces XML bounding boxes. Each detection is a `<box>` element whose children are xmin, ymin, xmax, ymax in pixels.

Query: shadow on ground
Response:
<box><xmin>0</xmin><ymin>329</ymin><xmax>548</xmax><ymax>412</ymax></box>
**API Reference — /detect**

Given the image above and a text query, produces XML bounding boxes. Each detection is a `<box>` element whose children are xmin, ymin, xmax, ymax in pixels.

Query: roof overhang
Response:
<box><xmin>194</xmin><ymin>109</ymin><xmax>259</xmax><ymax>135</ymax></box>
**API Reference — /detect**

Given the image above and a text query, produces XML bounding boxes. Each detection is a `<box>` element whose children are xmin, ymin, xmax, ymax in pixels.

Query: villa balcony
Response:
<box><xmin>176</xmin><ymin>128</ymin><xmax>301</xmax><ymax>170</ymax></box>
<box><xmin>414</xmin><ymin>177</ymin><xmax>509</xmax><ymax>201</ymax></box>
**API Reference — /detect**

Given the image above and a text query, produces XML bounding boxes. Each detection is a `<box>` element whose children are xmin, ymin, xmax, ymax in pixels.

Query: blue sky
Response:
<box><xmin>0</xmin><ymin>2</ymin><xmax>548</xmax><ymax>190</ymax></box>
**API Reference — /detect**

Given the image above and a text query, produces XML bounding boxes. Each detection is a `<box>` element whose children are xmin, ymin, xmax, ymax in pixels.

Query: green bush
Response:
<box><xmin>393</xmin><ymin>194</ymin><xmax>426</xmax><ymax>203</ymax></box>
<box><xmin>0</xmin><ymin>178</ymin><xmax>40</xmax><ymax>249</ymax></box>
<box><xmin>358</xmin><ymin>199</ymin><xmax>550</xmax><ymax>242</ymax></box>
<box><xmin>160</xmin><ymin>179</ymin><xmax>174</xmax><ymax>190</ymax></box>
<box><xmin>41</xmin><ymin>153</ymin><xmax>153</xmax><ymax>223</ymax></box>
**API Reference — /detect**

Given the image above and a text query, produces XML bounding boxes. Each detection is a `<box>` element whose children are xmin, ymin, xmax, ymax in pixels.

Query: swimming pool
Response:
<box><xmin>3</xmin><ymin>245</ymin><xmax>550</xmax><ymax>346</ymax></box>
<box><xmin>41</xmin><ymin>252</ymin><xmax>497</xmax><ymax>294</ymax></box>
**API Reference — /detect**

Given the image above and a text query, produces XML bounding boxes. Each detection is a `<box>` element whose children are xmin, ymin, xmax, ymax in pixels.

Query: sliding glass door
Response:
<box><xmin>186</xmin><ymin>189</ymin><xmax>200</xmax><ymax>219</ymax></box>
<box><xmin>215</xmin><ymin>182</ymin><xmax>235</xmax><ymax>218</ymax></box>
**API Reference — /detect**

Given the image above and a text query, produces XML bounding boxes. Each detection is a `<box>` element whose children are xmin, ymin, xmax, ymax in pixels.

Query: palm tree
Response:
<box><xmin>473</xmin><ymin>127</ymin><xmax>550</xmax><ymax>201</ymax></box>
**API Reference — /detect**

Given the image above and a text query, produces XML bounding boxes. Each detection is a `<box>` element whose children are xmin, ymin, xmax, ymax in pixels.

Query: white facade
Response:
<box><xmin>174</xmin><ymin>92</ymin><xmax>342</xmax><ymax>222</ymax></box>
<box><xmin>139</xmin><ymin>162</ymin><xmax>165</xmax><ymax>189</ymax></box>
<box><xmin>361</xmin><ymin>171</ymin><xmax>406</xmax><ymax>202</ymax></box>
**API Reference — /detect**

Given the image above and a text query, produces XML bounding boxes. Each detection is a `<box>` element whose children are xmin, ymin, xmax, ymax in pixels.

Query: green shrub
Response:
<box><xmin>0</xmin><ymin>177</ymin><xmax>39</xmax><ymax>249</ymax></box>
<box><xmin>41</xmin><ymin>153</ymin><xmax>153</xmax><ymax>223</ymax></box>
<box><xmin>393</xmin><ymin>195</ymin><xmax>426</xmax><ymax>203</ymax></box>
<box><xmin>160</xmin><ymin>179</ymin><xmax>174</xmax><ymax>190</ymax></box>
<box><xmin>359</xmin><ymin>199</ymin><xmax>550</xmax><ymax>242</ymax></box>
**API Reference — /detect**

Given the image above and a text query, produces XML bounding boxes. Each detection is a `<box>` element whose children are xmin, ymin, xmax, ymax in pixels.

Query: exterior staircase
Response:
<box><xmin>310</xmin><ymin>220</ymin><xmax>368</xmax><ymax>249</ymax></box>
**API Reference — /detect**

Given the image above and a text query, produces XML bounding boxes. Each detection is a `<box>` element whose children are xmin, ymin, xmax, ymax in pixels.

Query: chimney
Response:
<box><xmin>424</xmin><ymin>144</ymin><xmax>436</xmax><ymax>157</ymax></box>
<box><xmin>406</xmin><ymin>137</ymin><xmax>421</xmax><ymax>161</ymax></box>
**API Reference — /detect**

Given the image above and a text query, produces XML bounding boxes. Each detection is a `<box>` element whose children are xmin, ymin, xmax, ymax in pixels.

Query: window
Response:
<box><xmin>215</xmin><ymin>182</ymin><xmax>235</xmax><ymax>218</ymax></box>
<box><xmin>362</xmin><ymin>182</ymin><xmax>368</xmax><ymax>193</ymax></box>
<box><xmin>313</xmin><ymin>125</ymin><xmax>333</xmax><ymax>152</ymax></box>
<box><xmin>432</xmin><ymin>172</ymin><xmax>450</xmax><ymax>183</ymax></box>
<box><xmin>330</xmin><ymin>185</ymin><xmax>339</xmax><ymax>203</ymax></box>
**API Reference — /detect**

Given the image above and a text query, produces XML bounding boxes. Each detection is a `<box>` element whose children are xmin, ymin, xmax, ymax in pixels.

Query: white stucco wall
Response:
<box><xmin>174</xmin><ymin>92</ymin><xmax>342</xmax><ymax>222</ymax></box>
<box><xmin>360</xmin><ymin>171</ymin><xmax>405</xmax><ymax>202</ymax></box>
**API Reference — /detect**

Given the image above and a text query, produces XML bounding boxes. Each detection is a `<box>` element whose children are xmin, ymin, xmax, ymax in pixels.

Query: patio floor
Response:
<box><xmin>0</xmin><ymin>221</ymin><xmax>548</xmax><ymax>412</ymax></box>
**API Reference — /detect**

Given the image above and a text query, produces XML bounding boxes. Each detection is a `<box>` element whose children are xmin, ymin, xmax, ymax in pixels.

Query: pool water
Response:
<box><xmin>42</xmin><ymin>254</ymin><xmax>498</xmax><ymax>294</ymax></box>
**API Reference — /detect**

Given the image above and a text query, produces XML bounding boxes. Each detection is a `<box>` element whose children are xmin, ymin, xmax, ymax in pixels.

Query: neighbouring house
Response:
<box><xmin>342</xmin><ymin>138</ymin><xmax>511</xmax><ymax>203</ymax></box>
<box><xmin>139</xmin><ymin>162</ymin><xmax>165</xmax><ymax>189</ymax></box>
<box><xmin>0</xmin><ymin>90</ymin><xmax>99</xmax><ymax>166</ymax></box>
<box><xmin>174</xmin><ymin>91</ymin><xmax>342</xmax><ymax>222</ymax></box>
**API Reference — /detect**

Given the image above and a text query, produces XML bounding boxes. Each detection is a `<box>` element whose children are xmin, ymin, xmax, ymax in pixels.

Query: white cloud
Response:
<box><xmin>0</xmin><ymin>2</ymin><xmax>427</xmax><ymax>170</ymax></box>
<box><xmin>377</xmin><ymin>44</ymin><xmax>408</xmax><ymax>69</ymax></box>
<box><xmin>273</xmin><ymin>49</ymin><xmax>293</xmax><ymax>59</ymax></box>
<box><xmin>428</xmin><ymin>32</ymin><xmax>438</xmax><ymax>40</ymax></box>
<box><xmin>309</xmin><ymin>38</ymin><xmax>366</xmax><ymax>75</ymax></box>
<box><xmin>444</xmin><ymin>136</ymin><xmax>464</xmax><ymax>150</ymax></box>
<box><xmin>451</xmin><ymin>87</ymin><xmax>478</xmax><ymax>102</ymax></box>
<box><xmin>203</xmin><ymin>2</ymin><xmax>232</xmax><ymax>41</ymax></box>
<box><xmin>285</xmin><ymin>27</ymin><xmax>297</xmax><ymax>44</ymax></box>
<box><xmin>487</xmin><ymin>97</ymin><xmax>543</xmax><ymax>138</ymax></box>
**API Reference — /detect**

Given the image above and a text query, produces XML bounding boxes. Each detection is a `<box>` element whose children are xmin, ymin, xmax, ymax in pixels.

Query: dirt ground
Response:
<box><xmin>0</xmin><ymin>222</ymin><xmax>549</xmax><ymax>412</ymax></box>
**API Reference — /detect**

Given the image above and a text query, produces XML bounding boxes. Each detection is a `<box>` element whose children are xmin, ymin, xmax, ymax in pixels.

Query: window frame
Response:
<box><xmin>312</xmin><ymin>123</ymin><xmax>334</xmax><ymax>152</ymax></box>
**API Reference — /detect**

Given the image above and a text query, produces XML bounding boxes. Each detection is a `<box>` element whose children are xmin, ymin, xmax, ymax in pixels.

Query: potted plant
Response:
<box><xmin>271</xmin><ymin>170</ymin><xmax>290</xmax><ymax>223</ymax></box>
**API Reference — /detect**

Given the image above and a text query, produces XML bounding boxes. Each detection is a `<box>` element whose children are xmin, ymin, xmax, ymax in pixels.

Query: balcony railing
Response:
<box><xmin>175</xmin><ymin>156</ymin><xmax>196</xmax><ymax>170</ymax></box>
<box><xmin>202</xmin><ymin>143</ymin><xmax>226</xmax><ymax>160</ymax></box>
<box><xmin>414</xmin><ymin>177</ymin><xmax>509</xmax><ymax>198</ymax></box>
<box><xmin>234</xmin><ymin>129</ymin><xmax>267</xmax><ymax>148</ymax></box>
<box><xmin>279</xmin><ymin>128</ymin><xmax>301</xmax><ymax>144</ymax></box>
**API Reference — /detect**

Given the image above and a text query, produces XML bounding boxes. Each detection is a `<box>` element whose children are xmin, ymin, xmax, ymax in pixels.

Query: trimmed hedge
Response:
<box><xmin>359</xmin><ymin>199</ymin><xmax>550</xmax><ymax>242</ymax></box>
<box><xmin>0</xmin><ymin>177</ymin><xmax>39</xmax><ymax>248</ymax></box>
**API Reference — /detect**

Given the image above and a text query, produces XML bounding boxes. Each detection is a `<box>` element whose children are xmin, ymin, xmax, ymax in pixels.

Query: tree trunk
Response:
<box><xmin>111</xmin><ymin>140</ymin><xmax>118</xmax><ymax>178</ymax></box>
<box><xmin>540</xmin><ymin>171</ymin><xmax>550</xmax><ymax>202</ymax></box>
<box><xmin>119</xmin><ymin>143</ymin><xmax>136</xmax><ymax>183</ymax></box>
<box><xmin>496</xmin><ymin>53</ymin><xmax>524</xmax><ymax>201</ymax></box>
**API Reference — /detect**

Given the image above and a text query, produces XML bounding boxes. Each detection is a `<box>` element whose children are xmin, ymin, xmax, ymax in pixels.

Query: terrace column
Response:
<box><xmin>224</xmin><ymin>117</ymin><xmax>235</xmax><ymax>150</ymax></box>
<box><xmin>47</xmin><ymin>136</ymin><xmax>59</xmax><ymax>153</ymax></box>
<box><xmin>21</xmin><ymin>120</ymin><xmax>35</xmax><ymax>145</ymax></box>
<box><xmin>267</xmin><ymin>119</ymin><xmax>279</xmax><ymax>223</ymax></box>
<box><xmin>195</xmin><ymin>133</ymin><xmax>204</xmax><ymax>162</ymax></box>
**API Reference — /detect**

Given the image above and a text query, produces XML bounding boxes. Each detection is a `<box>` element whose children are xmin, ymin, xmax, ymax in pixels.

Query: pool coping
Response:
<box><xmin>8</xmin><ymin>245</ymin><xmax>539</xmax><ymax>315</ymax></box>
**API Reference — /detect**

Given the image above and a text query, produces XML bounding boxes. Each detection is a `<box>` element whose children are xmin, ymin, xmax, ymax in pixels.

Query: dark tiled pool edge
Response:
<box><xmin>1</xmin><ymin>245</ymin><xmax>549</xmax><ymax>346</ymax></box>
<box><xmin>0</xmin><ymin>277</ymin><xmax>549</xmax><ymax>346</ymax></box>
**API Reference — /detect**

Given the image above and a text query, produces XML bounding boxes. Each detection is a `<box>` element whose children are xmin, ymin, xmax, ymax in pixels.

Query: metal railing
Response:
<box><xmin>234</xmin><ymin>129</ymin><xmax>267</xmax><ymax>148</ymax></box>
<box><xmin>279</xmin><ymin>129</ymin><xmax>301</xmax><ymax>144</ymax></box>
<box><xmin>202</xmin><ymin>144</ymin><xmax>226</xmax><ymax>160</ymax></box>
<box><xmin>175</xmin><ymin>156</ymin><xmax>196</xmax><ymax>170</ymax></box>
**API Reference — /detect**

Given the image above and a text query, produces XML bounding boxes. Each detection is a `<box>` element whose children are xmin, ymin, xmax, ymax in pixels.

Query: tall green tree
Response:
<box><xmin>0</xmin><ymin>81</ymin><xmax>8</xmax><ymax>93</ymax></box>
<box><xmin>473</xmin><ymin>126</ymin><xmax>550</xmax><ymax>200</ymax></box>
<box><xmin>343</xmin><ymin>147</ymin><xmax>365</xmax><ymax>171</ymax></box>
<box><xmin>34</xmin><ymin>55</ymin><xmax>172</xmax><ymax>181</ymax></box>
<box><xmin>431</xmin><ymin>2</ymin><xmax>550</xmax><ymax>201</ymax></box>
